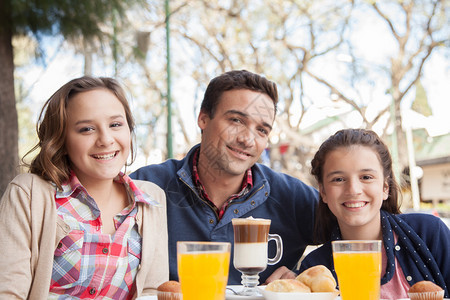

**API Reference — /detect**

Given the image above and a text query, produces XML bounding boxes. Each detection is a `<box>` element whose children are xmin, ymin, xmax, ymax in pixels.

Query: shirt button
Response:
<box><xmin>251</xmin><ymin>201</ymin><xmax>255</xmax><ymax>206</ymax></box>
<box><xmin>89</xmin><ymin>287</ymin><xmax>96</xmax><ymax>295</ymax></box>
<box><xmin>102</xmin><ymin>247</ymin><xmax>109</xmax><ymax>254</ymax></box>
<box><xmin>209</xmin><ymin>219</ymin><xmax>214</xmax><ymax>224</ymax></box>
<box><xmin>57</xmin><ymin>242</ymin><xmax>63</xmax><ymax>249</ymax></box>
<box><xmin>395</xmin><ymin>245</ymin><xmax>401</xmax><ymax>251</ymax></box>
<box><xmin>234</xmin><ymin>209</ymin><xmax>239</xmax><ymax>214</ymax></box>
<box><xmin>265</xmin><ymin>192</ymin><xmax>268</xmax><ymax>196</ymax></box>
<box><xmin>406</xmin><ymin>276</ymin><xmax>412</xmax><ymax>281</ymax></box>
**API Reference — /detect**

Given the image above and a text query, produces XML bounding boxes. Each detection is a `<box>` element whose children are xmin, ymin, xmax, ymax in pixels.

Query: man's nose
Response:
<box><xmin>236</xmin><ymin>126</ymin><xmax>256</xmax><ymax>146</ymax></box>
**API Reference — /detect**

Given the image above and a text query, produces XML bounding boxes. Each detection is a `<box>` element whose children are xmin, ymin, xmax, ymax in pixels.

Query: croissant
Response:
<box><xmin>296</xmin><ymin>265</ymin><xmax>337</xmax><ymax>293</ymax></box>
<box><xmin>266</xmin><ymin>279</ymin><xmax>311</xmax><ymax>292</ymax></box>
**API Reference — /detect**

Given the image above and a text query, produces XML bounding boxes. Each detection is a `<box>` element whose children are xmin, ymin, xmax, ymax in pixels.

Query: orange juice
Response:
<box><xmin>178</xmin><ymin>251</ymin><xmax>230</xmax><ymax>300</ymax></box>
<box><xmin>333</xmin><ymin>251</ymin><xmax>381</xmax><ymax>300</ymax></box>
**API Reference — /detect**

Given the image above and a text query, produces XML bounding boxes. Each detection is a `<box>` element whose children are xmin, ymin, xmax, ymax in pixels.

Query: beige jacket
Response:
<box><xmin>0</xmin><ymin>173</ymin><xmax>168</xmax><ymax>299</ymax></box>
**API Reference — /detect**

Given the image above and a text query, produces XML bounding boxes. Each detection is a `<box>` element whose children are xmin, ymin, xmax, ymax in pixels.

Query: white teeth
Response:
<box><xmin>231</xmin><ymin>147</ymin><xmax>249</xmax><ymax>156</ymax></box>
<box><xmin>93</xmin><ymin>153</ymin><xmax>116</xmax><ymax>160</ymax></box>
<box><xmin>344</xmin><ymin>202</ymin><xmax>366</xmax><ymax>208</ymax></box>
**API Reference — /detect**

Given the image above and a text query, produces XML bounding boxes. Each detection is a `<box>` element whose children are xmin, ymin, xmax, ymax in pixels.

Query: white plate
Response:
<box><xmin>226</xmin><ymin>285</ymin><xmax>265</xmax><ymax>299</ymax></box>
<box><xmin>260</xmin><ymin>288</ymin><xmax>339</xmax><ymax>300</ymax></box>
<box><xmin>135</xmin><ymin>296</ymin><xmax>157</xmax><ymax>300</ymax></box>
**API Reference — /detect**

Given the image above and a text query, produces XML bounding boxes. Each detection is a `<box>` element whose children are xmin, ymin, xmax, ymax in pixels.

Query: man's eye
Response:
<box><xmin>258</xmin><ymin>128</ymin><xmax>268</xmax><ymax>135</ymax></box>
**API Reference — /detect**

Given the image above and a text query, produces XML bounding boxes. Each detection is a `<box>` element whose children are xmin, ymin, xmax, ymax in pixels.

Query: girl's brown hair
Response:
<box><xmin>22</xmin><ymin>76</ymin><xmax>136</xmax><ymax>189</ymax></box>
<box><xmin>310</xmin><ymin>128</ymin><xmax>401</xmax><ymax>243</ymax></box>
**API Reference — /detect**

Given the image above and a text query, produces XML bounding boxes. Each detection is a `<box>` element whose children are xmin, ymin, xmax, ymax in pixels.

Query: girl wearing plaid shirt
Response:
<box><xmin>0</xmin><ymin>76</ymin><xmax>169</xmax><ymax>299</ymax></box>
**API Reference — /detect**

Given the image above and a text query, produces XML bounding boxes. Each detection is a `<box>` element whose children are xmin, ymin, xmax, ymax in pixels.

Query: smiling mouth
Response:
<box><xmin>227</xmin><ymin>146</ymin><xmax>251</xmax><ymax>157</ymax></box>
<box><xmin>343</xmin><ymin>202</ymin><xmax>367</xmax><ymax>208</ymax></box>
<box><xmin>92</xmin><ymin>151</ymin><xmax>118</xmax><ymax>160</ymax></box>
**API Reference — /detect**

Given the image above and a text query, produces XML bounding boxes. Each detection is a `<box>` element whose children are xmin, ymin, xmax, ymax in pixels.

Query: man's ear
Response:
<box><xmin>197</xmin><ymin>110</ymin><xmax>210</xmax><ymax>130</ymax></box>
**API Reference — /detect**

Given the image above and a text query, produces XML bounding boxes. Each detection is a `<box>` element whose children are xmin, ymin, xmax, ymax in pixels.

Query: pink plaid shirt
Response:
<box><xmin>48</xmin><ymin>171</ymin><xmax>157</xmax><ymax>299</ymax></box>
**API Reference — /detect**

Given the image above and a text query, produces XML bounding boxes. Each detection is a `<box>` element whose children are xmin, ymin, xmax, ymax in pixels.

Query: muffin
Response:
<box><xmin>157</xmin><ymin>281</ymin><xmax>182</xmax><ymax>300</ymax></box>
<box><xmin>408</xmin><ymin>281</ymin><xmax>444</xmax><ymax>300</ymax></box>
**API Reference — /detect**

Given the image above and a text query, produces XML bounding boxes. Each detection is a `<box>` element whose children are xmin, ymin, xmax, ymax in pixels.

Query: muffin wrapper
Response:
<box><xmin>408</xmin><ymin>290</ymin><xmax>444</xmax><ymax>300</ymax></box>
<box><xmin>157</xmin><ymin>291</ymin><xmax>182</xmax><ymax>300</ymax></box>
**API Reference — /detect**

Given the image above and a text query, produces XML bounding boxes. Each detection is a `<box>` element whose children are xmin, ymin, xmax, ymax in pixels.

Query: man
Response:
<box><xmin>131</xmin><ymin>70</ymin><xmax>318</xmax><ymax>284</ymax></box>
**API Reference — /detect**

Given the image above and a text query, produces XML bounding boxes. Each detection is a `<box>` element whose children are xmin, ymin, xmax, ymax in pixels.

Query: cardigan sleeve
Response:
<box><xmin>133</xmin><ymin>180</ymin><xmax>169</xmax><ymax>297</ymax></box>
<box><xmin>0</xmin><ymin>178</ymin><xmax>34</xmax><ymax>298</ymax></box>
<box><xmin>0</xmin><ymin>174</ymin><xmax>57</xmax><ymax>299</ymax></box>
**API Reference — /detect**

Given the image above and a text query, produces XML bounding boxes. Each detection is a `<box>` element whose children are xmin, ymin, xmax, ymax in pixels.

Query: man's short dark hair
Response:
<box><xmin>200</xmin><ymin>70</ymin><xmax>278</xmax><ymax>118</ymax></box>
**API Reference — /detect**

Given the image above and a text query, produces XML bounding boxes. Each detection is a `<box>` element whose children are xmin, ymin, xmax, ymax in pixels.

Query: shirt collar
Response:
<box><xmin>192</xmin><ymin>147</ymin><xmax>253</xmax><ymax>198</ymax></box>
<box><xmin>56</xmin><ymin>170</ymin><xmax>161</xmax><ymax>207</ymax></box>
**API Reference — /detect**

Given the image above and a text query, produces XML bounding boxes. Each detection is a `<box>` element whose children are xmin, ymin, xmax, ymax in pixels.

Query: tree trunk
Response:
<box><xmin>0</xmin><ymin>11</ymin><xmax>19</xmax><ymax>196</ymax></box>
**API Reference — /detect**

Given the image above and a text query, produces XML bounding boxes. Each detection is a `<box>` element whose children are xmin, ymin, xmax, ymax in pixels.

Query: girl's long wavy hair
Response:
<box><xmin>22</xmin><ymin>76</ymin><xmax>136</xmax><ymax>189</ymax></box>
<box><xmin>310</xmin><ymin>128</ymin><xmax>402</xmax><ymax>244</ymax></box>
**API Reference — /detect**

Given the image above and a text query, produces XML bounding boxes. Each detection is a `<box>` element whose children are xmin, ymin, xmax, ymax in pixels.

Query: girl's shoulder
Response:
<box><xmin>8</xmin><ymin>173</ymin><xmax>54</xmax><ymax>193</ymax></box>
<box><xmin>398</xmin><ymin>212</ymin><xmax>443</xmax><ymax>224</ymax></box>
<box><xmin>132</xmin><ymin>179</ymin><xmax>165</xmax><ymax>196</ymax></box>
<box><xmin>398</xmin><ymin>212</ymin><xmax>449</xmax><ymax>235</ymax></box>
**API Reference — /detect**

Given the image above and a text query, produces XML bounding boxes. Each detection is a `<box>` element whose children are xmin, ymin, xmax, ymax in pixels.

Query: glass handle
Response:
<box><xmin>267</xmin><ymin>233</ymin><xmax>283</xmax><ymax>265</ymax></box>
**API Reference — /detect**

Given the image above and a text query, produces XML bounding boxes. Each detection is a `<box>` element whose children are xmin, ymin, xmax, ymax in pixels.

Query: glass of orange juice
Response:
<box><xmin>332</xmin><ymin>240</ymin><xmax>382</xmax><ymax>300</ymax></box>
<box><xmin>177</xmin><ymin>241</ymin><xmax>231</xmax><ymax>300</ymax></box>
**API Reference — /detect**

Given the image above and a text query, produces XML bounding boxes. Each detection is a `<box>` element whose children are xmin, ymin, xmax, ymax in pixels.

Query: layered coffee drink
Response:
<box><xmin>232</xmin><ymin>217</ymin><xmax>282</xmax><ymax>296</ymax></box>
<box><xmin>232</xmin><ymin>217</ymin><xmax>271</xmax><ymax>275</ymax></box>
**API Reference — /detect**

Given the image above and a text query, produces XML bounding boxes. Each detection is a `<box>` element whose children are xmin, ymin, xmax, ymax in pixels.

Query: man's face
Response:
<box><xmin>197</xmin><ymin>89</ymin><xmax>275</xmax><ymax>179</ymax></box>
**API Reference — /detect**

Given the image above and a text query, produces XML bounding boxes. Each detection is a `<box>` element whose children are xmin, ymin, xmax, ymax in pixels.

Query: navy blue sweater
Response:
<box><xmin>300</xmin><ymin>211</ymin><xmax>450</xmax><ymax>296</ymax></box>
<box><xmin>131</xmin><ymin>144</ymin><xmax>319</xmax><ymax>284</ymax></box>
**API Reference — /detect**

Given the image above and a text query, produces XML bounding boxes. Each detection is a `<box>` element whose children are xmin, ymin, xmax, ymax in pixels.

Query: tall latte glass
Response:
<box><xmin>332</xmin><ymin>240</ymin><xmax>382</xmax><ymax>300</ymax></box>
<box><xmin>232</xmin><ymin>217</ymin><xmax>283</xmax><ymax>296</ymax></box>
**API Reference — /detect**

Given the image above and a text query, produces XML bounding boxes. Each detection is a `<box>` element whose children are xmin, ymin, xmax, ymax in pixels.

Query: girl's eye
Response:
<box><xmin>362</xmin><ymin>175</ymin><xmax>374</xmax><ymax>180</ymax></box>
<box><xmin>111</xmin><ymin>122</ymin><xmax>123</xmax><ymax>128</ymax></box>
<box><xmin>331</xmin><ymin>177</ymin><xmax>344</xmax><ymax>183</ymax></box>
<box><xmin>79</xmin><ymin>127</ymin><xmax>94</xmax><ymax>133</ymax></box>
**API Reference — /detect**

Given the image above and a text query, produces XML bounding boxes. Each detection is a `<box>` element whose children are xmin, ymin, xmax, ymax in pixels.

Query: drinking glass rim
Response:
<box><xmin>332</xmin><ymin>240</ymin><xmax>381</xmax><ymax>244</ymax></box>
<box><xmin>177</xmin><ymin>241</ymin><xmax>231</xmax><ymax>246</ymax></box>
<box><xmin>231</xmin><ymin>217</ymin><xmax>271</xmax><ymax>225</ymax></box>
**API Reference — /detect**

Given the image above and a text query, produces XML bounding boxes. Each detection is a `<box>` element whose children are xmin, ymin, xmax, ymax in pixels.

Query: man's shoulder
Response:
<box><xmin>254</xmin><ymin>163</ymin><xmax>296</xmax><ymax>180</ymax></box>
<box><xmin>130</xmin><ymin>145</ymin><xmax>197</xmax><ymax>181</ymax></box>
<box><xmin>131</xmin><ymin>158</ymin><xmax>185</xmax><ymax>180</ymax></box>
<box><xmin>253</xmin><ymin>163</ymin><xmax>317</xmax><ymax>192</ymax></box>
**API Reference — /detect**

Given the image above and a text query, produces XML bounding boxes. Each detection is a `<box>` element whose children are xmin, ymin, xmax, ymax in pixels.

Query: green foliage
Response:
<box><xmin>411</xmin><ymin>80</ymin><xmax>432</xmax><ymax>117</ymax></box>
<box><xmin>9</xmin><ymin>0</ymin><xmax>142</xmax><ymax>40</ymax></box>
